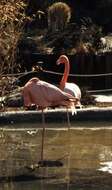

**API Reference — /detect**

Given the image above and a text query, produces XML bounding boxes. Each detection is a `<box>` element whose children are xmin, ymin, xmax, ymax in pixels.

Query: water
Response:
<box><xmin>0</xmin><ymin>181</ymin><xmax>86</xmax><ymax>190</ymax></box>
<box><xmin>0</xmin><ymin>122</ymin><xmax>112</xmax><ymax>190</ymax></box>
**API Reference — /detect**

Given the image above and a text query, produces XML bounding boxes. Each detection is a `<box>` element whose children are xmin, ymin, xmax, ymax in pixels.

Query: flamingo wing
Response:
<box><xmin>64</xmin><ymin>82</ymin><xmax>81</xmax><ymax>100</ymax></box>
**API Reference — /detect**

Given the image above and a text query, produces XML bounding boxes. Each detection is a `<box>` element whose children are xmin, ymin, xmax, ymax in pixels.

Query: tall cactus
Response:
<box><xmin>48</xmin><ymin>2</ymin><xmax>71</xmax><ymax>32</ymax></box>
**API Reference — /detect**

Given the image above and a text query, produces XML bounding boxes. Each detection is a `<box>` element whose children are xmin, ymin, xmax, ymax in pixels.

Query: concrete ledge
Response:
<box><xmin>0</xmin><ymin>107</ymin><xmax>112</xmax><ymax>125</ymax></box>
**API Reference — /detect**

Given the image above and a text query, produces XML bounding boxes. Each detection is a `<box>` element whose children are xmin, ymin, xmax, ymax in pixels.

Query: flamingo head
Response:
<box><xmin>56</xmin><ymin>55</ymin><xmax>69</xmax><ymax>65</ymax></box>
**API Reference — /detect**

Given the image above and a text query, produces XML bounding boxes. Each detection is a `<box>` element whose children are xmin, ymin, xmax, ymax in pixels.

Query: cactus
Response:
<box><xmin>48</xmin><ymin>2</ymin><xmax>71</xmax><ymax>32</ymax></box>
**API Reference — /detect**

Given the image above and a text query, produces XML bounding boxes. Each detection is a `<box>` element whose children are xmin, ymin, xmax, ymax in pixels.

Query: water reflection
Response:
<box><xmin>0</xmin><ymin>122</ymin><xmax>112</xmax><ymax>190</ymax></box>
<box><xmin>99</xmin><ymin>161</ymin><xmax>112</xmax><ymax>173</ymax></box>
<box><xmin>0</xmin><ymin>181</ymin><xmax>84</xmax><ymax>190</ymax></box>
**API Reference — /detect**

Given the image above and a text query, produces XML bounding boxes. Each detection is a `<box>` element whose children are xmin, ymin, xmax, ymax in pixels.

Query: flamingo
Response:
<box><xmin>56</xmin><ymin>55</ymin><xmax>82</xmax><ymax>107</ymax></box>
<box><xmin>22</xmin><ymin>77</ymin><xmax>78</xmax><ymax>110</ymax></box>
<box><xmin>22</xmin><ymin>77</ymin><xmax>78</xmax><ymax>165</ymax></box>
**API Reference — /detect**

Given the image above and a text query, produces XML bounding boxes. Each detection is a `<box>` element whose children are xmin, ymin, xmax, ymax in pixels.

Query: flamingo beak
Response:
<box><xmin>56</xmin><ymin>58</ymin><xmax>61</xmax><ymax>65</ymax></box>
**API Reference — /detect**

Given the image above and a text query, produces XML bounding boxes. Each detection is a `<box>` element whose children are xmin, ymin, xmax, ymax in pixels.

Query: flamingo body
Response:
<box><xmin>22</xmin><ymin>77</ymin><xmax>78</xmax><ymax>110</ymax></box>
<box><xmin>64</xmin><ymin>82</ymin><xmax>81</xmax><ymax>100</ymax></box>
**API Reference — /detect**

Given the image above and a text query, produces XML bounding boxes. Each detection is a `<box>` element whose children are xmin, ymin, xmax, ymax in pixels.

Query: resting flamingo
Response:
<box><xmin>22</xmin><ymin>77</ymin><xmax>78</xmax><ymax>164</ymax></box>
<box><xmin>22</xmin><ymin>77</ymin><xmax>78</xmax><ymax>110</ymax></box>
<box><xmin>56</xmin><ymin>55</ymin><xmax>81</xmax><ymax>107</ymax></box>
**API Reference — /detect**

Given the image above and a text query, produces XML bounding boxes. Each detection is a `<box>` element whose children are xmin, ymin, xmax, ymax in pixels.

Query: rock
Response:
<box><xmin>4</xmin><ymin>91</ymin><xmax>23</xmax><ymax>108</ymax></box>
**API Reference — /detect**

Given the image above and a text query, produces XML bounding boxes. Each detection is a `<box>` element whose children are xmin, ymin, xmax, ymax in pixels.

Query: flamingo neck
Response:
<box><xmin>60</xmin><ymin>59</ymin><xmax>70</xmax><ymax>90</ymax></box>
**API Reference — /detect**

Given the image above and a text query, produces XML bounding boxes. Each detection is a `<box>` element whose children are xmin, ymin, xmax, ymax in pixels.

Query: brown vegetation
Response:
<box><xmin>0</xmin><ymin>0</ymin><xmax>27</xmax><ymax>75</ymax></box>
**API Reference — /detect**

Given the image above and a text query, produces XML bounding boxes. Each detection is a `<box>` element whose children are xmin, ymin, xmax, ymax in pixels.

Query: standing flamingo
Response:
<box><xmin>22</xmin><ymin>77</ymin><xmax>78</xmax><ymax>165</ymax></box>
<box><xmin>56</xmin><ymin>55</ymin><xmax>81</xmax><ymax>107</ymax></box>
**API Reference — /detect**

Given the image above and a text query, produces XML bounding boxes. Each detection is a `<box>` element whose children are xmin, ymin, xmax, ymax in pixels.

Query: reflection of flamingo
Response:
<box><xmin>22</xmin><ymin>77</ymin><xmax>78</xmax><ymax>164</ymax></box>
<box><xmin>56</xmin><ymin>55</ymin><xmax>81</xmax><ymax>107</ymax></box>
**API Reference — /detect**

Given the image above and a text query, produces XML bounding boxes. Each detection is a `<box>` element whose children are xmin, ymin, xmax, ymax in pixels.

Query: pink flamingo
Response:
<box><xmin>56</xmin><ymin>55</ymin><xmax>81</xmax><ymax>107</ymax></box>
<box><xmin>22</xmin><ymin>77</ymin><xmax>78</xmax><ymax>163</ymax></box>
<box><xmin>22</xmin><ymin>77</ymin><xmax>78</xmax><ymax>110</ymax></box>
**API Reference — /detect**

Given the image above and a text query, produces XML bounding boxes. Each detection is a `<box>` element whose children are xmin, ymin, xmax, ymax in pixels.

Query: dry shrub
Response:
<box><xmin>0</xmin><ymin>0</ymin><xmax>27</xmax><ymax>75</ymax></box>
<box><xmin>0</xmin><ymin>0</ymin><xmax>31</xmax><ymax>102</ymax></box>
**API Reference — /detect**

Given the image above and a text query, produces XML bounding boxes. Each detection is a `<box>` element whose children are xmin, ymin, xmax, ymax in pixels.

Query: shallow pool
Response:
<box><xmin>0</xmin><ymin>122</ymin><xmax>112</xmax><ymax>190</ymax></box>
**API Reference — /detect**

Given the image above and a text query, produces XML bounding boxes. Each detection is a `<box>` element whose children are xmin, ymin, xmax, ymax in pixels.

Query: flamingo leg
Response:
<box><xmin>40</xmin><ymin>109</ymin><xmax>46</xmax><ymax>161</ymax></box>
<box><xmin>66</xmin><ymin>108</ymin><xmax>71</xmax><ymax>189</ymax></box>
<box><xmin>66</xmin><ymin>108</ymin><xmax>71</xmax><ymax>128</ymax></box>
